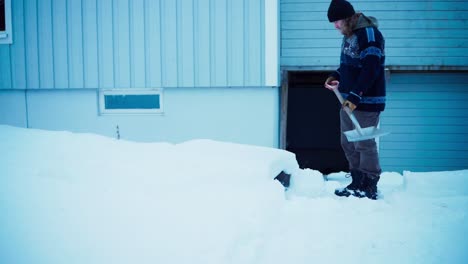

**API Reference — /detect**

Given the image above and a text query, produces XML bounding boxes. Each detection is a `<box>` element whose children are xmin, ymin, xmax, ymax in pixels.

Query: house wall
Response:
<box><xmin>380</xmin><ymin>72</ymin><xmax>468</xmax><ymax>172</ymax></box>
<box><xmin>279</xmin><ymin>0</ymin><xmax>468</xmax><ymax>172</ymax></box>
<box><xmin>0</xmin><ymin>0</ymin><xmax>279</xmax><ymax>89</ymax></box>
<box><xmin>0</xmin><ymin>87</ymin><xmax>280</xmax><ymax>146</ymax></box>
<box><xmin>281</xmin><ymin>0</ymin><xmax>468</xmax><ymax>68</ymax></box>
<box><xmin>0</xmin><ymin>0</ymin><xmax>281</xmax><ymax>147</ymax></box>
<box><xmin>0</xmin><ymin>90</ymin><xmax>27</xmax><ymax>127</ymax></box>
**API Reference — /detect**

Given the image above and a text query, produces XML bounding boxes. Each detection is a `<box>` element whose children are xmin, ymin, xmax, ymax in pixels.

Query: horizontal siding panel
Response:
<box><xmin>282</xmin><ymin>29</ymin><xmax>468</xmax><ymax>39</ymax></box>
<box><xmin>381</xmin><ymin>151</ymin><xmax>468</xmax><ymax>162</ymax></box>
<box><xmin>283</xmin><ymin>48</ymin><xmax>340</xmax><ymax>57</ymax></box>
<box><xmin>382</xmin><ymin>165</ymin><xmax>464</xmax><ymax>172</ymax></box>
<box><xmin>386</xmin><ymin>57</ymin><xmax>468</xmax><ymax>66</ymax></box>
<box><xmin>388</xmin><ymin>83</ymin><xmax>468</xmax><ymax>92</ymax></box>
<box><xmin>388</xmin><ymin>100</ymin><xmax>467</xmax><ymax>109</ymax></box>
<box><xmin>381</xmin><ymin>142</ymin><xmax>468</xmax><ymax>151</ymax></box>
<box><xmin>282</xmin><ymin>20</ymin><xmax>468</xmax><ymax>30</ymax></box>
<box><xmin>284</xmin><ymin>47</ymin><xmax>468</xmax><ymax>57</ymax></box>
<box><xmin>380</xmin><ymin>72</ymin><xmax>468</xmax><ymax>172</ymax></box>
<box><xmin>383</xmin><ymin>158</ymin><xmax>468</xmax><ymax>166</ymax></box>
<box><xmin>387</xmin><ymin>48</ymin><xmax>468</xmax><ymax>57</ymax></box>
<box><xmin>381</xmin><ymin>133</ymin><xmax>468</xmax><ymax>143</ymax></box>
<box><xmin>380</xmin><ymin>124</ymin><xmax>468</xmax><ymax>134</ymax></box>
<box><xmin>388</xmin><ymin>73</ymin><xmax>468</xmax><ymax>84</ymax></box>
<box><xmin>388</xmin><ymin>92</ymin><xmax>468</xmax><ymax>101</ymax></box>
<box><xmin>284</xmin><ymin>38</ymin><xmax>468</xmax><ymax>50</ymax></box>
<box><xmin>281</xmin><ymin>57</ymin><xmax>468</xmax><ymax>67</ymax></box>
<box><xmin>282</xmin><ymin>11</ymin><xmax>468</xmax><ymax>21</ymax></box>
<box><xmin>384</xmin><ymin>116</ymin><xmax>468</xmax><ymax>126</ymax></box>
<box><xmin>383</xmin><ymin>108</ymin><xmax>468</xmax><ymax>118</ymax></box>
<box><xmin>281</xmin><ymin>57</ymin><xmax>339</xmax><ymax>66</ymax></box>
<box><xmin>380</xmin><ymin>158</ymin><xmax>468</xmax><ymax>168</ymax></box>
<box><xmin>281</xmin><ymin>0</ymin><xmax>468</xmax><ymax>68</ymax></box>
<box><xmin>281</xmin><ymin>1</ymin><xmax>468</xmax><ymax>12</ymax></box>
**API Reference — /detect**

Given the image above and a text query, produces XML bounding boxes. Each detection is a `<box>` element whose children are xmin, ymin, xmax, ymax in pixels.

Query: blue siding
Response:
<box><xmin>144</xmin><ymin>0</ymin><xmax>162</xmax><ymax>88</ymax></box>
<box><xmin>4</xmin><ymin>87</ymin><xmax>279</xmax><ymax>147</ymax></box>
<box><xmin>281</xmin><ymin>0</ymin><xmax>468</xmax><ymax>68</ymax></box>
<box><xmin>97</xmin><ymin>0</ymin><xmax>114</xmax><ymax>88</ymax></box>
<box><xmin>1</xmin><ymin>0</ymin><xmax>274</xmax><ymax>89</ymax></box>
<box><xmin>245</xmin><ymin>0</ymin><xmax>263</xmax><ymax>85</ymax></box>
<box><xmin>380</xmin><ymin>72</ymin><xmax>468</xmax><ymax>172</ymax></box>
<box><xmin>82</xmin><ymin>0</ymin><xmax>99</xmax><ymax>88</ymax></box>
<box><xmin>10</xmin><ymin>0</ymin><xmax>26</xmax><ymax>89</ymax></box>
<box><xmin>211</xmin><ymin>0</ymin><xmax>228</xmax><ymax>86</ymax></box>
<box><xmin>229</xmin><ymin>0</ymin><xmax>245</xmax><ymax>86</ymax></box>
<box><xmin>0</xmin><ymin>45</ymin><xmax>11</xmax><ymax>88</ymax></box>
<box><xmin>113</xmin><ymin>0</ymin><xmax>131</xmax><ymax>88</ymax></box>
<box><xmin>24</xmin><ymin>0</ymin><xmax>40</xmax><ymax>88</ymax></box>
<box><xmin>194</xmin><ymin>0</ymin><xmax>211</xmax><ymax>86</ymax></box>
<box><xmin>161</xmin><ymin>0</ymin><xmax>178</xmax><ymax>87</ymax></box>
<box><xmin>38</xmin><ymin>0</ymin><xmax>54</xmax><ymax>88</ymax></box>
<box><xmin>53</xmin><ymin>0</ymin><xmax>69</xmax><ymax>88</ymax></box>
<box><xmin>178</xmin><ymin>0</ymin><xmax>195</xmax><ymax>87</ymax></box>
<box><xmin>130</xmin><ymin>0</ymin><xmax>146</xmax><ymax>88</ymax></box>
<box><xmin>68</xmin><ymin>0</ymin><xmax>84</xmax><ymax>88</ymax></box>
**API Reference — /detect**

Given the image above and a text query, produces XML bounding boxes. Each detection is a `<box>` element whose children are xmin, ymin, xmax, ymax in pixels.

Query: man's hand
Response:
<box><xmin>343</xmin><ymin>100</ymin><xmax>357</xmax><ymax>112</ymax></box>
<box><xmin>324</xmin><ymin>79</ymin><xmax>339</xmax><ymax>91</ymax></box>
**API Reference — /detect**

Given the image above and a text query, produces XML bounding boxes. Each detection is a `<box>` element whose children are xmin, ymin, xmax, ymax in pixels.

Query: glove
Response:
<box><xmin>343</xmin><ymin>100</ymin><xmax>357</xmax><ymax>112</ymax></box>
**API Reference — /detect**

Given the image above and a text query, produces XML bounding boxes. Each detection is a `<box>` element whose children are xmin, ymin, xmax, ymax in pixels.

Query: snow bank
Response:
<box><xmin>2</xmin><ymin>125</ymin><xmax>468</xmax><ymax>264</ymax></box>
<box><xmin>0</xmin><ymin>125</ymin><xmax>309</xmax><ymax>264</ymax></box>
<box><xmin>404</xmin><ymin>170</ymin><xmax>468</xmax><ymax>197</ymax></box>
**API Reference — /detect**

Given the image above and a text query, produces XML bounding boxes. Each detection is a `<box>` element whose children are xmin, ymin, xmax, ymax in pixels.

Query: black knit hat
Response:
<box><xmin>327</xmin><ymin>0</ymin><xmax>355</xmax><ymax>22</ymax></box>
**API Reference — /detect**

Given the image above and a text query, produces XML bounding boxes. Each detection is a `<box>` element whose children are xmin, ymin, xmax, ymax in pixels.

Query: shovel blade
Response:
<box><xmin>344</xmin><ymin>127</ymin><xmax>390</xmax><ymax>142</ymax></box>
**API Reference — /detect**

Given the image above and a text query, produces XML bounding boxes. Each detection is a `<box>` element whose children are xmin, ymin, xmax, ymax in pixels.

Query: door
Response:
<box><xmin>285</xmin><ymin>71</ymin><xmax>348</xmax><ymax>174</ymax></box>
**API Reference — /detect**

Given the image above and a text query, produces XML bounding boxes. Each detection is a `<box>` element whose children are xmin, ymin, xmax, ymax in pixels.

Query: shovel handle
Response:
<box><xmin>331</xmin><ymin>88</ymin><xmax>363</xmax><ymax>132</ymax></box>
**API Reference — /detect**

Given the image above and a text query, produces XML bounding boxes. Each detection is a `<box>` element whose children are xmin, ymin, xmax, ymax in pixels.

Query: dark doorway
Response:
<box><xmin>286</xmin><ymin>71</ymin><xmax>348</xmax><ymax>174</ymax></box>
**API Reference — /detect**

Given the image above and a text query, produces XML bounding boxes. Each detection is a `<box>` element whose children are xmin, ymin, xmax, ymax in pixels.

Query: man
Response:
<box><xmin>324</xmin><ymin>0</ymin><xmax>386</xmax><ymax>200</ymax></box>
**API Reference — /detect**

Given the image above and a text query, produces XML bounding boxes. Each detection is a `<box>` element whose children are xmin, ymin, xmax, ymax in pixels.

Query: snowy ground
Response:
<box><xmin>1</xmin><ymin>125</ymin><xmax>467</xmax><ymax>264</ymax></box>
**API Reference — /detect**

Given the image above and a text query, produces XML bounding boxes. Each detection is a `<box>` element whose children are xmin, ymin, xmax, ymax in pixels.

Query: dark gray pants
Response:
<box><xmin>340</xmin><ymin>109</ymin><xmax>382</xmax><ymax>179</ymax></box>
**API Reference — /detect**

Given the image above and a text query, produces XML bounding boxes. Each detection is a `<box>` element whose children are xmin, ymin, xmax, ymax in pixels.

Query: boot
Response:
<box><xmin>362</xmin><ymin>175</ymin><xmax>380</xmax><ymax>200</ymax></box>
<box><xmin>335</xmin><ymin>169</ymin><xmax>365</xmax><ymax>198</ymax></box>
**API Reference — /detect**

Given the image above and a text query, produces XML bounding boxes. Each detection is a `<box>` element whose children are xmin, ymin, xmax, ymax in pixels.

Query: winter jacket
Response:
<box><xmin>329</xmin><ymin>14</ymin><xmax>386</xmax><ymax>112</ymax></box>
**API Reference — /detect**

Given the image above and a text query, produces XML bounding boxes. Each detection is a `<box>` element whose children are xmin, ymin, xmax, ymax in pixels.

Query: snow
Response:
<box><xmin>1</xmin><ymin>125</ymin><xmax>467</xmax><ymax>264</ymax></box>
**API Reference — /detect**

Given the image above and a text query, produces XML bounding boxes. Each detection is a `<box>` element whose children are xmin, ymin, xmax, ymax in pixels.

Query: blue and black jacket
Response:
<box><xmin>329</xmin><ymin>14</ymin><xmax>386</xmax><ymax>112</ymax></box>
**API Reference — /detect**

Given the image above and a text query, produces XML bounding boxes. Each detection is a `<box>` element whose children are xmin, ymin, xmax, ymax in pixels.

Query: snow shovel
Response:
<box><xmin>332</xmin><ymin>88</ymin><xmax>390</xmax><ymax>142</ymax></box>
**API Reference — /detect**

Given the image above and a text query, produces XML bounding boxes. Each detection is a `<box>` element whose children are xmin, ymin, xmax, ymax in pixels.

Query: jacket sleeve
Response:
<box><xmin>346</xmin><ymin>27</ymin><xmax>384</xmax><ymax>106</ymax></box>
<box><xmin>328</xmin><ymin>69</ymin><xmax>341</xmax><ymax>82</ymax></box>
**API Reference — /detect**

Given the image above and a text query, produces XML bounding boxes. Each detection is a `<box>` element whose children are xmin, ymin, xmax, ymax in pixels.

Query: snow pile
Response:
<box><xmin>0</xmin><ymin>125</ymin><xmax>301</xmax><ymax>264</ymax></box>
<box><xmin>1</xmin><ymin>125</ymin><xmax>467</xmax><ymax>264</ymax></box>
<box><xmin>404</xmin><ymin>170</ymin><xmax>468</xmax><ymax>197</ymax></box>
